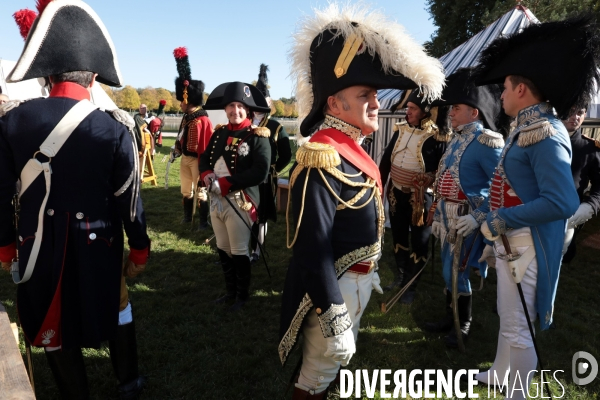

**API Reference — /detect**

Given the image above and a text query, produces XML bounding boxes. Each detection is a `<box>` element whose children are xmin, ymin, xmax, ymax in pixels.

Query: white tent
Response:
<box><xmin>0</xmin><ymin>59</ymin><xmax>118</xmax><ymax>110</ymax></box>
<box><xmin>371</xmin><ymin>6</ymin><xmax>542</xmax><ymax>164</ymax></box>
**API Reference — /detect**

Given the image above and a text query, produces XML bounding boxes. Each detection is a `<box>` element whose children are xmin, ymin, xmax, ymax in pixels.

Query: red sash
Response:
<box><xmin>310</xmin><ymin>128</ymin><xmax>382</xmax><ymax>193</ymax></box>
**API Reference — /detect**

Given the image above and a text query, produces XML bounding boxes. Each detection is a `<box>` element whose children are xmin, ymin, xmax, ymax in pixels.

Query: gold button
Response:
<box><xmin>335</xmin><ymin>67</ymin><xmax>344</xmax><ymax>77</ymax></box>
<box><xmin>316</xmin><ymin>308</ymin><xmax>322</xmax><ymax>314</ymax></box>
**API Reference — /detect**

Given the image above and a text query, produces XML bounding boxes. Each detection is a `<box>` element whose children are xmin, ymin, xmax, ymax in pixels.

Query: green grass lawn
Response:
<box><xmin>1</xmin><ymin>137</ymin><xmax>599</xmax><ymax>399</ymax></box>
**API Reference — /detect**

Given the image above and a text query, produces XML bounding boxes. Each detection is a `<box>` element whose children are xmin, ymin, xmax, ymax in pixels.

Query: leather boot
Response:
<box><xmin>383</xmin><ymin>248</ymin><xmax>407</xmax><ymax>292</ymax></box>
<box><xmin>214</xmin><ymin>249</ymin><xmax>236</xmax><ymax>304</ymax></box>
<box><xmin>181</xmin><ymin>197</ymin><xmax>193</xmax><ymax>223</ymax></box>
<box><xmin>197</xmin><ymin>200</ymin><xmax>210</xmax><ymax>230</ymax></box>
<box><xmin>424</xmin><ymin>291</ymin><xmax>454</xmax><ymax>332</ymax></box>
<box><xmin>292</xmin><ymin>386</ymin><xmax>329</xmax><ymax>399</ymax></box>
<box><xmin>445</xmin><ymin>294</ymin><xmax>472</xmax><ymax>348</ymax></box>
<box><xmin>108</xmin><ymin>321</ymin><xmax>146</xmax><ymax>400</ymax></box>
<box><xmin>45</xmin><ymin>347</ymin><xmax>90</xmax><ymax>400</ymax></box>
<box><xmin>230</xmin><ymin>254</ymin><xmax>251</xmax><ymax>312</ymax></box>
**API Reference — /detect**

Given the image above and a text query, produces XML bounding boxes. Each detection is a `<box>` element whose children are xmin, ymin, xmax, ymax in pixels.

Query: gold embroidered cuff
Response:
<box><xmin>318</xmin><ymin>303</ymin><xmax>352</xmax><ymax>338</ymax></box>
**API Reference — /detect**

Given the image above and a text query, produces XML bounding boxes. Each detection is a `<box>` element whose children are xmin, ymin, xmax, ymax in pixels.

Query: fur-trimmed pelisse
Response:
<box><xmin>7</xmin><ymin>0</ymin><xmax>123</xmax><ymax>87</ymax></box>
<box><xmin>474</xmin><ymin>13</ymin><xmax>600</xmax><ymax>119</ymax></box>
<box><xmin>290</xmin><ymin>3</ymin><xmax>445</xmax><ymax>136</ymax></box>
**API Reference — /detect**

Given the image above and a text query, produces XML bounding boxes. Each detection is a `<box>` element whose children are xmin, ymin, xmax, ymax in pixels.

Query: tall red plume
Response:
<box><xmin>36</xmin><ymin>0</ymin><xmax>53</xmax><ymax>15</ymax></box>
<box><xmin>13</xmin><ymin>9</ymin><xmax>38</xmax><ymax>40</ymax></box>
<box><xmin>173</xmin><ymin>47</ymin><xmax>188</xmax><ymax>59</ymax></box>
<box><xmin>159</xmin><ymin>99</ymin><xmax>167</xmax><ymax>106</ymax></box>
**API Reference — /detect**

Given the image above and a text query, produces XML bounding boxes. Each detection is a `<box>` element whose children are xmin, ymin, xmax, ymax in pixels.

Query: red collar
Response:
<box><xmin>310</xmin><ymin>128</ymin><xmax>382</xmax><ymax>193</ymax></box>
<box><xmin>49</xmin><ymin>82</ymin><xmax>91</xmax><ymax>101</ymax></box>
<box><xmin>227</xmin><ymin>118</ymin><xmax>251</xmax><ymax>131</ymax></box>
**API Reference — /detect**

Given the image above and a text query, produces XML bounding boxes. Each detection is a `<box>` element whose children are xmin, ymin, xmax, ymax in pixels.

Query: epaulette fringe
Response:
<box><xmin>0</xmin><ymin>100</ymin><xmax>25</xmax><ymax>117</ymax></box>
<box><xmin>253</xmin><ymin>126</ymin><xmax>271</xmax><ymax>138</ymax></box>
<box><xmin>517</xmin><ymin>120</ymin><xmax>556</xmax><ymax>147</ymax></box>
<box><xmin>214</xmin><ymin>123</ymin><xmax>225</xmax><ymax>131</ymax></box>
<box><xmin>109</xmin><ymin>109</ymin><xmax>135</xmax><ymax>131</ymax></box>
<box><xmin>477</xmin><ymin>130</ymin><xmax>505</xmax><ymax>148</ymax></box>
<box><xmin>296</xmin><ymin>142</ymin><xmax>341</xmax><ymax>169</ymax></box>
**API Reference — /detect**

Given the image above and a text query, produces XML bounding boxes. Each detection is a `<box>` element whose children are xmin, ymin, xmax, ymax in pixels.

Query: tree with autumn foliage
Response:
<box><xmin>425</xmin><ymin>0</ymin><xmax>600</xmax><ymax>57</ymax></box>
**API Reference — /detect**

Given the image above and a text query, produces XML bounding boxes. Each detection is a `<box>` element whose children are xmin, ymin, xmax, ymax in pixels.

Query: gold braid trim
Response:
<box><xmin>334</xmin><ymin>242</ymin><xmax>382</xmax><ymax>276</ymax></box>
<box><xmin>286</xmin><ymin>165</ymin><xmax>310</xmax><ymax>249</ymax></box>
<box><xmin>253</xmin><ymin>126</ymin><xmax>271</xmax><ymax>137</ymax></box>
<box><xmin>318</xmin><ymin>170</ymin><xmax>376</xmax><ymax>210</ymax></box>
<box><xmin>213</xmin><ymin>123</ymin><xmax>225</xmax><ymax>131</ymax></box>
<box><xmin>296</xmin><ymin>142</ymin><xmax>341</xmax><ymax>169</ymax></box>
<box><xmin>337</xmin><ymin>184</ymin><xmax>371</xmax><ymax>210</ymax></box>
<box><xmin>278</xmin><ymin>293</ymin><xmax>313</xmax><ymax>365</ymax></box>
<box><xmin>517</xmin><ymin>120</ymin><xmax>556</xmax><ymax>148</ymax></box>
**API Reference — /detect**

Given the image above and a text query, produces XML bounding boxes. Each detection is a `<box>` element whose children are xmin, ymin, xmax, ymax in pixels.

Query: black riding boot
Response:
<box><xmin>45</xmin><ymin>347</ymin><xmax>90</xmax><ymax>400</ymax></box>
<box><xmin>384</xmin><ymin>248</ymin><xmax>407</xmax><ymax>292</ymax></box>
<box><xmin>214</xmin><ymin>249</ymin><xmax>236</xmax><ymax>304</ymax></box>
<box><xmin>424</xmin><ymin>290</ymin><xmax>454</xmax><ymax>332</ymax></box>
<box><xmin>230</xmin><ymin>254</ymin><xmax>251</xmax><ymax>312</ymax></box>
<box><xmin>445</xmin><ymin>294</ymin><xmax>472</xmax><ymax>348</ymax></box>
<box><xmin>181</xmin><ymin>197</ymin><xmax>193</xmax><ymax>223</ymax></box>
<box><xmin>197</xmin><ymin>200</ymin><xmax>210</xmax><ymax>230</ymax></box>
<box><xmin>108</xmin><ymin>321</ymin><xmax>146</xmax><ymax>400</ymax></box>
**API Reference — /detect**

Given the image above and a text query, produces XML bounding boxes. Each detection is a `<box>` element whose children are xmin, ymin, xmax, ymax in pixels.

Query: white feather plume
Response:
<box><xmin>289</xmin><ymin>2</ymin><xmax>445</xmax><ymax>137</ymax></box>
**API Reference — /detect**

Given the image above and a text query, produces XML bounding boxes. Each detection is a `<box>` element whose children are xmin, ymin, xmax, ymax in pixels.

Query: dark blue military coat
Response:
<box><xmin>0</xmin><ymin>85</ymin><xmax>149</xmax><ymax>349</ymax></box>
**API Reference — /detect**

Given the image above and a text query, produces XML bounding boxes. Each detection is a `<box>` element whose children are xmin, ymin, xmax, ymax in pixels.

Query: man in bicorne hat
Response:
<box><xmin>423</xmin><ymin>67</ymin><xmax>506</xmax><ymax>348</ymax></box>
<box><xmin>173</xmin><ymin>47</ymin><xmax>213</xmax><ymax>229</ymax></box>
<box><xmin>561</xmin><ymin>106</ymin><xmax>600</xmax><ymax>263</ymax></box>
<box><xmin>471</xmin><ymin>14</ymin><xmax>598</xmax><ymax>397</ymax></box>
<box><xmin>1</xmin><ymin>1</ymin><xmax>150</xmax><ymax>398</ymax></box>
<box><xmin>200</xmin><ymin>81</ymin><xmax>272</xmax><ymax>311</ymax></box>
<box><xmin>278</xmin><ymin>4</ymin><xmax>444</xmax><ymax>398</ymax></box>
<box><xmin>249</xmin><ymin>64</ymin><xmax>292</xmax><ymax>263</ymax></box>
<box><xmin>378</xmin><ymin>89</ymin><xmax>450</xmax><ymax>303</ymax></box>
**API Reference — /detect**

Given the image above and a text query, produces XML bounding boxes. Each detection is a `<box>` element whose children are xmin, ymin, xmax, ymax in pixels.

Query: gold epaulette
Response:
<box><xmin>581</xmin><ymin>134</ymin><xmax>600</xmax><ymax>149</ymax></box>
<box><xmin>434</xmin><ymin>131</ymin><xmax>452</xmax><ymax>142</ymax></box>
<box><xmin>253</xmin><ymin>126</ymin><xmax>271</xmax><ymax>137</ymax></box>
<box><xmin>478</xmin><ymin>130</ymin><xmax>505</xmax><ymax>148</ymax></box>
<box><xmin>517</xmin><ymin>120</ymin><xmax>556</xmax><ymax>148</ymax></box>
<box><xmin>213</xmin><ymin>124</ymin><xmax>225</xmax><ymax>131</ymax></box>
<box><xmin>393</xmin><ymin>120</ymin><xmax>407</xmax><ymax>132</ymax></box>
<box><xmin>296</xmin><ymin>142</ymin><xmax>341</xmax><ymax>169</ymax></box>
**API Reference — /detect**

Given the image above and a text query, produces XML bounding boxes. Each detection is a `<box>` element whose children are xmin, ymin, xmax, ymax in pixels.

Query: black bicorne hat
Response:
<box><xmin>203</xmin><ymin>82</ymin><xmax>270</xmax><ymax>113</ymax></box>
<box><xmin>432</xmin><ymin>68</ymin><xmax>503</xmax><ymax>132</ymax></box>
<box><xmin>256</xmin><ymin>64</ymin><xmax>270</xmax><ymax>98</ymax></box>
<box><xmin>473</xmin><ymin>13</ymin><xmax>600</xmax><ymax>119</ymax></box>
<box><xmin>7</xmin><ymin>0</ymin><xmax>122</xmax><ymax>87</ymax></box>
<box><xmin>391</xmin><ymin>88</ymin><xmax>432</xmax><ymax>114</ymax></box>
<box><xmin>173</xmin><ymin>47</ymin><xmax>205</xmax><ymax>106</ymax></box>
<box><xmin>291</xmin><ymin>4</ymin><xmax>446</xmax><ymax>137</ymax></box>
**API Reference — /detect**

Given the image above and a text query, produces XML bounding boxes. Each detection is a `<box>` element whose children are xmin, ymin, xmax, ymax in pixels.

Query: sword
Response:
<box><xmin>500</xmin><ymin>234</ymin><xmax>553</xmax><ymax>398</ymax></box>
<box><xmin>211</xmin><ymin>179</ymin><xmax>271</xmax><ymax>278</ymax></box>
<box><xmin>163</xmin><ymin>146</ymin><xmax>180</xmax><ymax>189</ymax></box>
<box><xmin>450</xmin><ymin>203</ymin><xmax>469</xmax><ymax>353</ymax></box>
<box><xmin>12</xmin><ymin>194</ymin><xmax>35</xmax><ymax>389</ymax></box>
<box><xmin>381</xmin><ymin>241</ymin><xmax>436</xmax><ymax>314</ymax></box>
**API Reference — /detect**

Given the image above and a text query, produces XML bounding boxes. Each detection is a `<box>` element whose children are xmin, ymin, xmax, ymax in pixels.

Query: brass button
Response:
<box><xmin>47</xmin><ymin>209</ymin><xmax>54</xmax><ymax>216</ymax></box>
<box><xmin>76</xmin><ymin>212</ymin><xmax>84</xmax><ymax>219</ymax></box>
<box><xmin>89</xmin><ymin>233</ymin><xmax>96</xmax><ymax>240</ymax></box>
<box><xmin>316</xmin><ymin>308</ymin><xmax>322</xmax><ymax>314</ymax></box>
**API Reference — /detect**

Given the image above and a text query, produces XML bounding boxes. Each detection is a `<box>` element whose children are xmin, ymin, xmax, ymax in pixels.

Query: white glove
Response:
<box><xmin>324</xmin><ymin>327</ymin><xmax>356</xmax><ymax>366</ymax></box>
<box><xmin>478</xmin><ymin>244</ymin><xmax>496</xmax><ymax>269</ymax></box>
<box><xmin>203</xmin><ymin>172</ymin><xmax>216</xmax><ymax>188</ymax></box>
<box><xmin>568</xmin><ymin>203</ymin><xmax>594</xmax><ymax>228</ymax></box>
<box><xmin>209</xmin><ymin>179</ymin><xmax>222</xmax><ymax>196</ymax></box>
<box><xmin>480</xmin><ymin>221</ymin><xmax>498</xmax><ymax>241</ymax></box>
<box><xmin>562</xmin><ymin>227</ymin><xmax>575</xmax><ymax>256</ymax></box>
<box><xmin>432</xmin><ymin>221</ymin><xmax>442</xmax><ymax>238</ymax></box>
<box><xmin>371</xmin><ymin>272</ymin><xmax>383</xmax><ymax>294</ymax></box>
<box><xmin>457</xmin><ymin>214</ymin><xmax>479</xmax><ymax>237</ymax></box>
